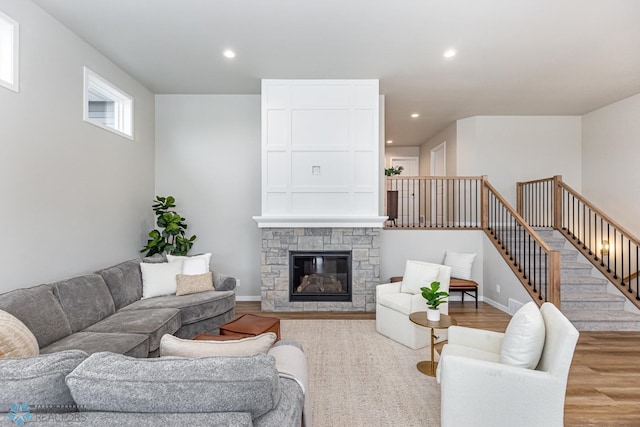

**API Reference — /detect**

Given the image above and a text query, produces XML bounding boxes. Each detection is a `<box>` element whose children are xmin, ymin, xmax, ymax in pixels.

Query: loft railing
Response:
<box><xmin>485</xmin><ymin>181</ymin><xmax>560</xmax><ymax>305</ymax></box>
<box><xmin>385</xmin><ymin>176</ymin><xmax>482</xmax><ymax>229</ymax></box>
<box><xmin>517</xmin><ymin>176</ymin><xmax>640</xmax><ymax>309</ymax></box>
<box><xmin>384</xmin><ymin>175</ymin><xmax>561</xmax><ymax>307</ymax></box>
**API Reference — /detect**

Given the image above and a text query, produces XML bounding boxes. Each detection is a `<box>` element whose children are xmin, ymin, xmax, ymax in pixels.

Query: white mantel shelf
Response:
<box><xmin>252</xmin><ymin>216</ymin><xmax>388</xmax><ymax>228</ymax></box>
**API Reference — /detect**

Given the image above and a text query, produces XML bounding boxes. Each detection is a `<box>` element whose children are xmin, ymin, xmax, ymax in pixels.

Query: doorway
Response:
<box><xmin>389</xmin><ymin>157</ymin><xmax>419</xmax><ymax>226</ymax></box>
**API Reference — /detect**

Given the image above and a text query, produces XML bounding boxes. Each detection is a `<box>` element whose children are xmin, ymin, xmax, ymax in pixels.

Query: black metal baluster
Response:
<box><xmin>627</xmin><ymin>238</ymin><xmax>631</xmax><ymax>292</ymax></box>
<box><xmin>600</xmin><ymin>216</ymin><xmax>604</xmax><ymax>266</ymax></box>
<box><xmin>636</xmin><ymin>246</ymin><xmax>639</xmax><ymax>300</ymax></box>
<box><xmin>607</xmin><ymin>223</ymin><xmax>611</xmax><ymax>273</ymax></box>
<box><xmin>607</xmin><ymin>229</ymin><xmax>618</xmax><ymax>279</ymax></box>
<box><xmin>589</xmin><ymin>208</ymin><xmax>593</xmax><ymax>255</ymax></box>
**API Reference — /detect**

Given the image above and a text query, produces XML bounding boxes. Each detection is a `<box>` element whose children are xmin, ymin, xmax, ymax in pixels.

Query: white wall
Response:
<box><xmin>457</xmin><ymin>116</ymin><xmax>582</xmax><ymax>205</ymax></box>
<box><xmin>582</xmin><ymin>93</ymin><xmax>640</xmax><ymax>237</ymax></box>
<box><xmin>482</xmin><ymin>234</ymin><xmax>533</xmax><ymax>313</ymax></box>
<box><xmin>419</xmin><ymin>122</ymin><xmax>457</xmax><ymax>176</ymax></box>
<box><xmin>0</xmin><ymin>0</ymin><xmax>155</xmax><ymax>293</ymax></box>
<box><xmin>155</xmin><ymin>95</ymin><xmax>262</xmax><ymax>299</ymax></box>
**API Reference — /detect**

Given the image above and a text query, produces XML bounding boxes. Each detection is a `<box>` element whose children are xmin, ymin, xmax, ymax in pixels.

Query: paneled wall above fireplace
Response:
<box><xmin>254</xmin><ymin>79</ymin><xmax>386</xmax><ymax>228</ymax></box>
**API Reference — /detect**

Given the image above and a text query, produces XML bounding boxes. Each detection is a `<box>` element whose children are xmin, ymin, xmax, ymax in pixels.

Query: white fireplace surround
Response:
<box><xmin>253</xmin><ymin>79</ymin><xmax>386</xmax><ymax>229</ymax></box>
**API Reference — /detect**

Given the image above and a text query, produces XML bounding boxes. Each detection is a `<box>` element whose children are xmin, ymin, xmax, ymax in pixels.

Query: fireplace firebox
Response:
<box><xmin>289</xmin><ymin>251</ymin><xmax>352</xmax><ymax>302</ymax></box>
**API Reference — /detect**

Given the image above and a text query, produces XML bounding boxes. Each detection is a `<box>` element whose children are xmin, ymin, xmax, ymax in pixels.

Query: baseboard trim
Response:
<box><xmin>236</xmin><ymin>296</ymin><xmax>261</xmax><ymax>302</ymax></box>
<box><xmin>482</xmin><ymin>297</ymin><xmax>510</xmax><ymax>314</ymax></box>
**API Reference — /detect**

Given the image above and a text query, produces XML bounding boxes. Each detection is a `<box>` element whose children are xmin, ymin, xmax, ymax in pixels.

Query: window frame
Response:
<box><xmin>0</xmin><ymin>10</ymin><xmax>19</xmax><ymax>92</ymax></box>
<box><xmin>83</xmin><ymin>67</ymin><xmax>134</xmax><ymax>140</ymax></box>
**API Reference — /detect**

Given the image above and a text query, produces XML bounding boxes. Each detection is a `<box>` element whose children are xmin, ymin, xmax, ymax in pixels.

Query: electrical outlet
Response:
<box><xmin>496</xmin><ymin>284</ymin><xmax>501</xmax><ymax>293</ymax></box>
<box><xmin>236</xmin><ymin>280</ymin><xmax>241</xmax><ymax>287</ymax></box>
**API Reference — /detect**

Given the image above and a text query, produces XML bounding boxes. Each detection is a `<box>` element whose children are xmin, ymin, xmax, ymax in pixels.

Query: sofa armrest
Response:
<box><xmin>212</xmin><ymin>271</ymin><xmax>236</xmax><ymax>291</ymax></box>
<box><xmin>447</xmin><ymin>325</ymin><xmax>504</xmax><ymax>353</ymax></box>
<box><xmin>441</xmin><ymin>355</ymin><xmax>566</xmax><ymax>427</ymax></box>
<box><xmin>376</xmin><ymin>282</ymin><xmax>401</xmax><ymax>298</ymax></box>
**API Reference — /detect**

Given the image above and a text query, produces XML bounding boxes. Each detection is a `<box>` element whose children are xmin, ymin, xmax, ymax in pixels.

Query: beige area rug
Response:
<box><xmin>281</xmin><ymin>319</ymin><xmax>441</xmax><ymax>427</ymax></box>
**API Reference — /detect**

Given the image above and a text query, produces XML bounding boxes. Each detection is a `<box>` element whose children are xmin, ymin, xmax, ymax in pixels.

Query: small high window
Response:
<box><xmin>83</xmin><ymin>67</ymin><xmax>134</xmax><ymax>139</ymax></box>
<box><xmin>0</xmin><ymin>11</ymin><xmax>19</xmax><ymax>92</ymax></box>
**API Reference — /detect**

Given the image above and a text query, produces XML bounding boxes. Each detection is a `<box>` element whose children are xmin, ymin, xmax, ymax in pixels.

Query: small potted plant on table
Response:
<box><xmin>420</xmin><ymin>281</ymin><xmax>449</xmax><ymax>321</ymax></box>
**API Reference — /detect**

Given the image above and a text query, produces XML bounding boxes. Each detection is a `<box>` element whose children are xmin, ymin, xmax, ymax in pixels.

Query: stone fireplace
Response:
<box><xmin>255</xmin><ymin>79</ymin><xmax>385</xmax><ymax>312</ymax></box>
<box><xmin>260</xmin><ymin>227</ymin><xmax>379</xmax><ymax>312</ymax></box>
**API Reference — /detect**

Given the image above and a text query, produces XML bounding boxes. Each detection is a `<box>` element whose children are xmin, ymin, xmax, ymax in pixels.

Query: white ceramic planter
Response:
<box><xmin>426</xmin><ymin>308</ymin><xmax>441</xmax><ymax>322</ymax></box>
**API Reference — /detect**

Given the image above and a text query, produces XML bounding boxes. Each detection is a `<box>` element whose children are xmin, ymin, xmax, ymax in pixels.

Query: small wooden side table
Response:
<box><xmin>409</xmin><ymin>312</ymin><xmax>457</xmax><ymax>377</ymax></box>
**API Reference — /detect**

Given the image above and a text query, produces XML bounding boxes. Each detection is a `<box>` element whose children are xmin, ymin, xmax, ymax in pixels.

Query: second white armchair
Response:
<box><xmin>375</xmin><ymin>261</ymin><xmax>451</xmax><ymax>350</ymax></box>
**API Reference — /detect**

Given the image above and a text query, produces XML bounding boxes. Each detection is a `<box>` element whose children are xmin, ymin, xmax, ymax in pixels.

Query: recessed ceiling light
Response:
<box><xmin>223</xmin><ymin>49</ymin><xmax>236</xmax><ymax>59</ymax></box>
<box><xmin>386</xmin><ymin>140</ymin><xmax>393</xmax><ymax>144</ymax></box>
<box><xmin>443</xmin><ymin>49</ymin><xmax>457</xmax><ymax>58</ymax></box>
<box><xmin>411</xmin><ymin>113</ymin><xmax>420</xmax><ymax>118</ymax></box>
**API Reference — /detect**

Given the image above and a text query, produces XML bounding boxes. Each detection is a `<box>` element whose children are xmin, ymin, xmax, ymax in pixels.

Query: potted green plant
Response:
<box><xmin>141</xmin><ymin>196</ymin><xmax>197</xmax><ymax>256</ymax></box>
<box><xmin>384</xmin><ymin>165</ymin><xmax>404</xmax><ymax>176</ymax></box>
<box><xmin>420</xmin><ymin>281</ymin><xmax>449</xmax><ymax>321</ymax></box>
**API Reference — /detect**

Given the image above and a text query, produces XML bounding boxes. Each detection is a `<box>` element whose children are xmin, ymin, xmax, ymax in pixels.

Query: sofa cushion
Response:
<box><xmin>66</xmin><ymin>352</ymin><xmax>282</xmax><ymax>419</ymax></box>
<box><xmin>40</xmin><ymin>332</ymin><xmax>149</xmax><ymax>358</ymax></box>
<box><xmin>96</xmin><ymin>260</ymin><xmax>144</xmax><ymax>310</ymax></box>
<box><xmin>83</xmin><ymin>308</ymin><xmax>181</xmax><ymax>352</ymax></box>
<box><xmin>0</xmin><ymin>284</ymin><xmax>73</xmax><ymax>348</ymax></box>
<box><xmin>0</xmin><ymin>309</ymin><xmax>39</xmax><ymax>357</ymax></box>
<box><xmin>0</xmin><ymin>350</ymin><xmax>87</xmax><ymax>412</ymax></box>
<box><xmin>160</xmin><ymin>333</ymin><xmax>277</xmax><ymax>358</ymax></box>
<box><xmin>120</xmin><ymin>290</ymin><xmax>235</xmax><ymax>325</ymax></box>
<box><xmin>377</xmin><ymin>292</ymin><xmax>414</xmax><ymax>315</ymax></box>
<box><xmin>53</xmin><ymin>275</ymin><xmax>116</xmax><ymax>332</ymax></box>
<box><xmin>75</xmin><ymin>412</ymin><xmax>253</xmax><ymax>427</ymax></box>
<box><xmin>253</xmin><ymin>378</ymin><xmax>305</xmax><ymax>427</ymax></box>
<box><xmin>499</xmin><ymin>301</ymin><xmax>546</xmax><ymax>369</ymax></box>
<box><xmin>436</xmin><ymin>343</ymin><xmax>501</xmax><ymax>382</ymax></box>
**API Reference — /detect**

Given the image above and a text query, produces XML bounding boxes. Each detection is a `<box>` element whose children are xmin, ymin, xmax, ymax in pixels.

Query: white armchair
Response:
<box><xmin>438</xmin><ymin>302</ymin><xmax>579</xmax><ymax>427</ymax></box>
<box><xmin>375</xmin><ymin>262</ymin><xmax>451</xmax><ymax>350</ymax></box>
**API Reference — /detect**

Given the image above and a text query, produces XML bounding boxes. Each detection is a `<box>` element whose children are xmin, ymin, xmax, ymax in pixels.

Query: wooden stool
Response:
<box><xmin>449</xmin><ymin>278</ymin><xmax>479</xmax><ymax>308</ymax></box>
<box><xmin>219</xmin><ymin>314</ymin><xmax>281</xmax><ymax>341</ymax></box>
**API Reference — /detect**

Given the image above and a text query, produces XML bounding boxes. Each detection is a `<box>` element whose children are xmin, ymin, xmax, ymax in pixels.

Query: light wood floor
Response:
<box><xmin>236</xmin><ymin>301</ymin><xmax>640</xmax><ymax>426</ymax></box>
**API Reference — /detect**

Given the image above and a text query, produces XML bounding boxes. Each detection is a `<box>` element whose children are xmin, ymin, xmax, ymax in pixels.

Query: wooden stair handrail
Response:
<box><xmin>483</xmin><ymin>180</ymin><xmax>561</xmax><ymax>307</ymax></box>
<box><xmin>484</xmin><ymin>181</ymin><xmax>555</xmax><ymax>254</ymax></box>
<box><xmin>558</xmin><ymin>180</ymin><xmax>640</xmax><ymax>249</ymax></box>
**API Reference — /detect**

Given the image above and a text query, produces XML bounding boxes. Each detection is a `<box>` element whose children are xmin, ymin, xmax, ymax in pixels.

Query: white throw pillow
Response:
<box><xmin>167</xmin><ymin>253</ymin><xmax>212</xmax><ymax>271</ymax></box>
<box><xmin>443</xmin><ymin>250</ymin><xmax>477</xmax><ymax>280</ymax></box>
<box><xmin>499</xmin><ymin>302</ymin><xmax>546</xmax><ymax>369</ymax></box>
<box><xmin>182</xmin><ymin>258</ymin><xmax>208</xmax><ymax>276</ymax></box>
<box><xmin>159</xmin><ymin>333</ymin><xmax>277</xmax><ymax>358</ymax></box>
<box><xmin>400</xmin><ymin>260</ymin><xmax>441</xmax><ymax>295</ymax></box>
<box><xmin>140</xmin><ymin>260</ymin><xmax>183</xmax><ymax>299</ymax></box>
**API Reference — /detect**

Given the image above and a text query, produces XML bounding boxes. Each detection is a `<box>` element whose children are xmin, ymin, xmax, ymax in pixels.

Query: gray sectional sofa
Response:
<box><xmin>0</xmin><ymin>343</ymin><xmax>307</xmax><ymax>426</ymax></box>
<box><xmin>0</xmin><ymin>258</ymin><xmax>236</xmax><ymax>357</ymax></box>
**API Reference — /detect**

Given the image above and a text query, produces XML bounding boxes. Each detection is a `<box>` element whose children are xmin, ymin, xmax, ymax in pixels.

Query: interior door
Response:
<box><xmin>390</xmin><ymin>157</ymin><xmax>419</xmax><ymax>226</ymax></box>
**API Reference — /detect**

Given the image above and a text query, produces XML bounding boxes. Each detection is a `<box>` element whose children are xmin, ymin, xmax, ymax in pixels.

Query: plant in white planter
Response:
<box><xmin>420</xmin><ymin>281</ymin><xmax>449</xmax><ymax>321</ymax></box>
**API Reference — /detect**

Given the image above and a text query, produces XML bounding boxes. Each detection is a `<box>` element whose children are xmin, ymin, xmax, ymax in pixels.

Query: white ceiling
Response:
<box><xmin>32</xmin><ymin>0</ymin><xmax>640</xmax><ymax>146</ymax></box>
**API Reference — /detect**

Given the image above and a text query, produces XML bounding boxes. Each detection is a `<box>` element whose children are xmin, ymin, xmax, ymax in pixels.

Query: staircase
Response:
<box><xmin>535</xmin><ymin>227</ymin><xmax>640</xmax><ymax>331</ymax></box>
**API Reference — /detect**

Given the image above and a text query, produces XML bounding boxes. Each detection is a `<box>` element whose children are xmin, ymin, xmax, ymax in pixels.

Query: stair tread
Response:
<box><xmin>561</xmin><ymin>291</ymin><xmax>626</xmax><ymax>302</ymax></box>
<box><xmin>560</xmin><ymin>261</ymin><xmax>593</xmax><ymax>268</ymax></box>
<box><xmin>560</xmin><ymin>276</ymin><xmax>609</xmax><ymax>285</ymax></box>
<box><xmin>563</xmin><ymin>310</ymin><xmax>640</xmax><ymax>322</ymax></box>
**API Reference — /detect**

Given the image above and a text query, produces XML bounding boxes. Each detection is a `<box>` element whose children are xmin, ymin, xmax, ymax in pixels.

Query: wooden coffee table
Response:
<box><xmin>409</xmin><ymin>312</ymin><xmax>457</xmax><ymax>377</ymax></box>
